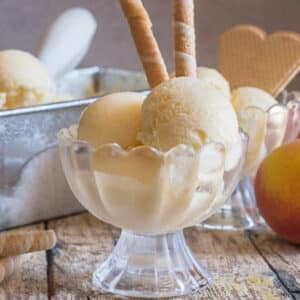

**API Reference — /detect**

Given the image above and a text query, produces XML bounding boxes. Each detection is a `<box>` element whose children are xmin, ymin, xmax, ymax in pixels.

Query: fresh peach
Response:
<box><xmin>255</xmin><ymin>140</ymin><xmax>300</xmax><ymax>244</ymax></box>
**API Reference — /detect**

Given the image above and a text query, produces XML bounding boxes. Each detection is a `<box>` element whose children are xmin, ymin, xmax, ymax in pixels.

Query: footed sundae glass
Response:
<box><xmin>58</xmin><ymin>126</ymin><xmax>247</xmax><ymax>298</ymax></box>
<box><xmin>201</xmin><ymin>91</ymin><xmax>300</xmax><ymax>230</ymax></box>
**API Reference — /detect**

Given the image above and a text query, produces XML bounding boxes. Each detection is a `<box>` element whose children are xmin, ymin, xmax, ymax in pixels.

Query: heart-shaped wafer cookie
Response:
<box><xmin>218</xmin><ymin>25</ymin><xmax>300</xmax><ymax>96</ymax></box>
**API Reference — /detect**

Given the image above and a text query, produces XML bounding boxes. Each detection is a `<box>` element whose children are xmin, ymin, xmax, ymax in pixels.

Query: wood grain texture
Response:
<box><xmin>186</xmin><ymin>229</ymin><xmax>291</xmax><ymax>300</ymax></box>
<box><xmin>47</xmin><ymin>213</ymin><xmax>292</xmax><ymax>299</ymax></box>
<box><xmin>0</xmin><ymin>212</ymin><xmax>298</xmax><ymax>299</ymax></box>
<box><xmin>48</xmin><ymin>213</ymin><xmax>119</xmax><ymax>299</ymax></box>
<box><xmin>248</xmin><ymin>230</ymin><xmax>300</xmax><ymax>299</ymax></box>
<box><xmin>0</xmin><ymin>223</ymin><xmax>48</xmax><ymax>300</ymax></box>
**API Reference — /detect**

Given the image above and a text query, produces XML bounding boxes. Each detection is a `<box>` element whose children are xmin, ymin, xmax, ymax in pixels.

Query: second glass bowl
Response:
<box><xmin>201</xmin><ymin>91</ymin><xmax>300</xmax><ymax>230</ymax></box>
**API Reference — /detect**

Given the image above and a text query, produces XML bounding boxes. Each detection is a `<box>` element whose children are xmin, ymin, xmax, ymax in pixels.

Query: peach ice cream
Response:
<box><xmin>0</xmin><ymin>50</ymin><xmax>52</xmax><ymax>109</ymax></box>
<box><xmin>78</xmin><ymin>92</ymin><xmax>145</xmax><ymax>149</ymax></box>
<box><xmin>138</xmin><ymin>77</ymin><xmax>242</xmax><ymax>170</ymax></box>
<box><xmin>196</xmin><ymin>67</ymin><xmax>230</xmax><ymax>99</ymax></box>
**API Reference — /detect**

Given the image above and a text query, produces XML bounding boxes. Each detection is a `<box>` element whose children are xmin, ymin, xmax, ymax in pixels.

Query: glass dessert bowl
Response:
<box><xmin>58</xmin><ymin>126</ymin><xmax>247</xmax><ymax>298</ymax></box>
<box><xmin>201</xmin><ymin>91</ymin><xmax>300</xmax><ymax>230</ymax></box>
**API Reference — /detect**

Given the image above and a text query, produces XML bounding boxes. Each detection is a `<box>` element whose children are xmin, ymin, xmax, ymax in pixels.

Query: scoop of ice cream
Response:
<box><xmin>138</xmin><ymin>77</ymin><xmax>241</xmax><ymax>170</ymax></box>
<box><xmin>171</xmin><ymin>67</ymin><xmax>230</xmax><ymax>99</ymax></box>
<box><xmin>0</xmin><ymin>50</ymin><xmax>53</xmax><ymax>109</ymax></box>
<box><xmin>232</xmin><ymin>87</ymin><xmax>277</xmax><ymax>113</ymax></box>
<box><xmin>78</xmin><ymin>92</ymin><xmax>145</xmax><ymax>149</ymax></box>
<box><xmin>196</xmin><ymin>67</ymin><xmax>230</xmax><ymax>99</ymax></box>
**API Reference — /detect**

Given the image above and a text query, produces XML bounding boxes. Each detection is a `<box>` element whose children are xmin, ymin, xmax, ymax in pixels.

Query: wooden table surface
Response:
<box><xmin>0</xmin><ymin>212</ymin><xmax>299</xmax><ymax>300</ymax></box>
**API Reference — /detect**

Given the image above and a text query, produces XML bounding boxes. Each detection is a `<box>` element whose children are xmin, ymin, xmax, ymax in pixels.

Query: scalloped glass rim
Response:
<box><xmin>58</xmin><ymin>126</ymin><xmax>247</xmax><ymax>191</ymax></box>
<box><xmin>239</xmin><ymin>102</ymin><xmax>289</xmax><ymax>123</ymax></box>
<box><xmin>57</xmin><ymin>124</ymin><xmax>228</xmax><ymax>158</ymax></box>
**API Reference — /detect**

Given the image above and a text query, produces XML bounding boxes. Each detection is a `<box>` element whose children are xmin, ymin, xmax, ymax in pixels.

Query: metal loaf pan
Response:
<box><xmin>0</xmin><ymin>67</ymin><xmax>148</xmax><ymax>230</ymax></box>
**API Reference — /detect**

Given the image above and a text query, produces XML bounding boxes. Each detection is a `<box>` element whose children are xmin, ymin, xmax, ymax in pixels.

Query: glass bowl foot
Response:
<box><xmin>200</xmin><ymin>177</ymin><xmax>257</xmax><ymax>230</ymax></box>
<box><xmin>199</xmin><ymin>202</ymin><xmax>255</xmax><ymax>230</ymax></box>
<box><xmin>93</xmin><ymin>230</ymin><xmax>211</xmax><ymax>298</ymax></box>
<box><xmin>199</xmin><ymin>177</ymin><xmax>271</xmax><ymax>231</ymax></box>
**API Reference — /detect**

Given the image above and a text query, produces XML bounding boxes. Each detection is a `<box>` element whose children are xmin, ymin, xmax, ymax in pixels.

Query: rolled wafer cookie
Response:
<box><xmin>218</xmin><ymin>24</ymin><xmax>300</xmax><ymax>96</ymax></box>
<box><xmin>120</xmin><ymin>0</ymin><xmax>169</xmax><ymax>88</ymax></box>
<box><xmin>0</xmin><ymin>230</ymin><xmax>57</xmax><ymax>257</ymax></box>
<box><xmin>173</xmin><ymin>0</ymin><xmax>196</xmax><ymax>77</ymax></box>
<box><xmin>0</xmin><ymin>256</ymin><xmax>21</xmax><ymax>283</ymax></box>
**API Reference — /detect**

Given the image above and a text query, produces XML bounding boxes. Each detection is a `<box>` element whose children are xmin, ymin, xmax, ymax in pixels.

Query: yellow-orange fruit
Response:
<box><xmin>255</xmin><ymin>140</ymin><xmax>300</xmax><ymax>244</ymax></box>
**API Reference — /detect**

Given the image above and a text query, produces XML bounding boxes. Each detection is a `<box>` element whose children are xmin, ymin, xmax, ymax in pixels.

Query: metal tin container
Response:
<box><xmin>0</xmin><ymin>67</ymin><xmax>148</xmax><ymax>230</ymax></box>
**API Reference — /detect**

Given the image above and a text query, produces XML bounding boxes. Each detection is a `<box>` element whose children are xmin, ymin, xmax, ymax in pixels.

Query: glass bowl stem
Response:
<box><xmin>93</xmin><ymin>229</ymin><xmax>211</xmax><ymax>298</ymax></box>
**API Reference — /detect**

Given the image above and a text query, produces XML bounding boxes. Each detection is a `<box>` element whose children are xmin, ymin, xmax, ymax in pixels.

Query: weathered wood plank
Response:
<box><xmin>186</xmin><ymin>229</ymin><xmax>291</xmax><ymax>300</ymax></box>
<box><xmin>0</xmin><ymin>223</ymin><xmax>48</xmax><ymax>300</ymax></box>
<box><xmin>48</xmin><ymin>212</ymin><xmax>292</xmax><ymax>299</ymax></box>
<box><xmin>48</xmin><ymin>213</ymin><xmax>118</xmax><ymax>299</ymax></box>
<box><xmin>248</xmin><ymin>229</ymin><xmax>300</xmax><ymax>299</ymax></box>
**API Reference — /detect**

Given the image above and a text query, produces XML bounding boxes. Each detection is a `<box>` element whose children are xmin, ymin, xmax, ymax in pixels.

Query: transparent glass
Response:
<box><xmin>58</xmin><ymin>126</ymin><xmax>247</xmax><ymax>298</ymax></box>
<box><xmin>201</xmin><ymin>91</ymin><xmax>300</xmax><ymax>230</ymax></box>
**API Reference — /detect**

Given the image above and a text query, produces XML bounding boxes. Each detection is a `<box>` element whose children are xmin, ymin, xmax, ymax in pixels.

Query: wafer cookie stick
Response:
<box><xmin>0</xmin><ymin>256</ymin><xmax>20</xmax><ymax>283</ymax></box>
<box><xmin>120</xmin><ymin>0</ymin><xmax>169</xmax><ymax>88</ymax></box>
<box><xmin>0</xmin><ymin>230</ymin><xmax>57</xmax><ymax>257</ymax></box>
<box><xmin>173</xmin><ymin>0</ymin><xmax>196</xmax><ymax>77</ymax></box>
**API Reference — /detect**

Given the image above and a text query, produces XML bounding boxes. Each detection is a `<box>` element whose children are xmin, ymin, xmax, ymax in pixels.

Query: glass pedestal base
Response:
<box><xmin>200</xmin><ymin>202</ymin><xmax>255</xmax><ymax>231</ymax></box>
<box><xmin>93</xmin><ymin>230</ymin><xmax>211</xmax><ymax>298</ymax></box>
<box><xmin>200</xmin><ymin>177</ymin><xmax>266</xmax><ymax>231</ymax></box>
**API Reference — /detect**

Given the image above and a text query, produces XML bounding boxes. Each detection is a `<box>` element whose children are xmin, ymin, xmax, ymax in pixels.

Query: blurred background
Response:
<box><xmin>0</xmin><ymin>0</ymin><xmax>299</xmax><ymax>85</ymax></box>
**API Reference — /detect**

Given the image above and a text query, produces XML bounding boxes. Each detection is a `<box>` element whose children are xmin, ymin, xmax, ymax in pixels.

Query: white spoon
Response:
<box><xmin>37</xmin><ymin>7</ymin><xmax>97</xmax><ymax>80</ymax></box>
